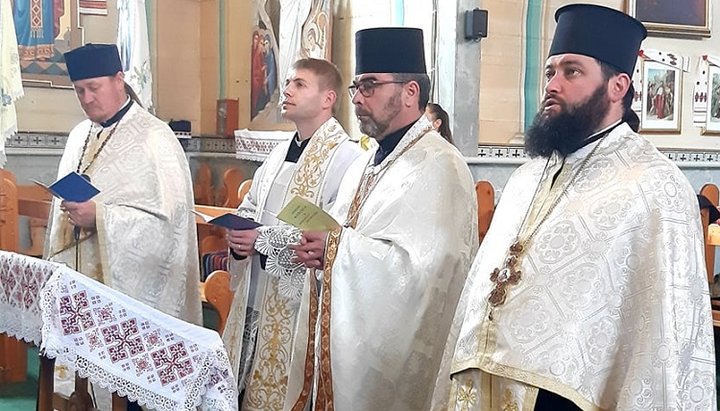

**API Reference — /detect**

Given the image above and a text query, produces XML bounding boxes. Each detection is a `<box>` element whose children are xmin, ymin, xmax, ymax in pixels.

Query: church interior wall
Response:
<box><xmin>478</xmin><ymin>0</ymin><xmax>720</xmax><ymax>150</ymax></box>
<box><xmin>12</xmin><ymin>1</ymin><xmax>121</xmax><ymax>133</ymax></box>
<box><xmin>154</xmin><ymin>0</ymin><xmax>203</xmax><ymax>134</ymax></box>
<box><xmin>6</xmin><ymin>1</ymin><xmax>720</xmax><ymax>144</ymax></box>
<box><xmin>5</xmin><ymin>0</ymin><xmax>720</xmax><ymax>214</ymax></box>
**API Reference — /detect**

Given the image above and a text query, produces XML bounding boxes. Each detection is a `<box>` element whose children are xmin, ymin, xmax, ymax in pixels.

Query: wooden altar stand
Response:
<box><xmin>0</xmin><ymin>169</ymin><xmax>31</xmax><ymax>383</ymax></box>
<box><xmin>0</xmin><ymin>251</ymin><xmax>238</xmax><ymax>411</ymax></box>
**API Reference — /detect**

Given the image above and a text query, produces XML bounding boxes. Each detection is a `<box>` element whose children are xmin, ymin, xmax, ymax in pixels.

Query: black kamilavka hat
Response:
<box><xmin>355</xmin><ymin>28</ymin><xmax>426</xmax><ymax>75</ymax></box>
<box><xmin>64</xmin><ymin>43</ymin><xmax>123</xmax><ymax>82</ymax></box>
<box><xmin>549</xmin><ymin>4</ymin><xmax>647</xmax><ymax>75</ymax></box>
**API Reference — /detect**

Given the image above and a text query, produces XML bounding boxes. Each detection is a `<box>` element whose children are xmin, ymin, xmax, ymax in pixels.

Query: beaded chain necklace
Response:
<box><xmin>486</xmin><ymin>134</ymin><xmax>608</xmax><ymax>320</ymax></box>
<box><xmin>344</xmin><ymin>123</ymin><xmax>432</xmax><ymax>228</ymax></box>
<box><xmin>76</xmin><ymin>120</ymin><xmax>121</xmax><ymax>174</ymax></box>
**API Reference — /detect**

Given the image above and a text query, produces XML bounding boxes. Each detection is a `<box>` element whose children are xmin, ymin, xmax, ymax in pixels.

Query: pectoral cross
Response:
<box><xmin>488</xmin><ymin>240</ymin><xmax>523</xmax><ymax>307</ymax></box>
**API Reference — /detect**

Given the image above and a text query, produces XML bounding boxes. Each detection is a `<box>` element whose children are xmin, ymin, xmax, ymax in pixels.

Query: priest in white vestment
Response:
<box><xmin>433</xmin><ymin>5</ymin><xmax>716</xmax><ymax>410</ymax></box>
<box><xmin>222</xmin><ymin>58</ymin><xmax>361</xmax><ymax>410</ymax></box>
<box><xmin>44</xmin><ymin>44</ymin><xmax>201</xmax><ymax>324</ymax></box>
<box><xmin>288</xmin><ymin>28</ymin><xmax>478</xmax><ymax>410</ymax></box>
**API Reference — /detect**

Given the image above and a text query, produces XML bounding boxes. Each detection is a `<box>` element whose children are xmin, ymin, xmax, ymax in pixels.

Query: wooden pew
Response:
<box><xmin>195</xmin><ymin>204</ymin><xmax>235</xmax><ymax>256</ymax></box>
<box><xmin>476</xmin><ymin>180</ymin><xmax>495</xmax><ymax>244</ymax></box>
<box><xmin>218</xmin><ymin>167</ymin><xmax>244</xmax><ymax>208</ymax></box>
<box><xmin>0</xmin><ymin>170</ymin><xmax>27</xmax><ymax>384</ymax></box>
<box><xmin>238</xmin><ymin>179</ymin><xmax>252</xmax><ymax>206</ymax></box>
<box><xmin>194</xmin><ymin>179</ymin><xmax>253</xmax><ymax>335</ymax></box>
<box><xmin>17</xmin><ymin>185</ymin><xmax>51</xmax><ymax>256</ymax></box>
<box><xmin>194</xmin><ymin>205</ymin><xmax>236</xmax><ymax>333</ymax></box>
<box><xmin>194</xmin><ymin>178</ymin><xmax>254</xmax><ymax>335</ymax></box>
<box><xmin>193</xmin><ymin>163</ymin><xmax>214</xmax><ymax>206</ymax></box>
<box><xmin>203</xmin><ymin>270</ymin><xmax>232</xmax><ymax>333</ymax></box>
<box><xmin>0</xmin><ymin>169</ymin><xmax>19</xmax><ymax>252</ymax></box>
<box><xmin>0</xmin><ymin>171</ymin><xmax>52</xmax><ymax>386</ymax></box>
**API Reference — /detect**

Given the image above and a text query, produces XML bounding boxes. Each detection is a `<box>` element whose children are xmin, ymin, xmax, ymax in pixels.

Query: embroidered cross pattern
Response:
<box><xmin>21</xmin><ymin>266</ymin><xmax>40</xmax><ymax>309</ymax></box>
<box><xmin>1</xmin><ymin>265</ymin><xmax>18</xmax><ymax>303</ymax></box>
<box><xmin>150</xmin><ymin>342</ymin><xmax>194</xmax><ymax>386</ymax></box>
<box><xmin>101</xmin><ymin>319</ymin><xmax>146</xmax><ymax>363</ymax></box>
<box><xmin>59</xmin><ymin>291</ymin><xmax>95</xmax><ymax>335</ymax></box>
<box><xmin>489</xmin><ymin>241</ymin><xmax>523</xmax><ymax>307</ymax></box>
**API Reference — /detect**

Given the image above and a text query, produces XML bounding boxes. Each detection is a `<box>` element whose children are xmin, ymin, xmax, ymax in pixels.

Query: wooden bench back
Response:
<box><xmin>218</xmin><ymin>167</ymin><xmax>244</xmax><ymax>208</ymax></box>
<box><xmin>193</xmin><ymin>163</ymin><xmax>214</xmax><ymax>205</ymax></box>
<box><xmin>475</xmin><ymin>180</ymin><xmax>495</xmax><ymax>244</ymax></box>
<box><xmin>0</xmin><ymin>170</ymin><xmax>19</xmax><ymax>252</ymax></box>
<box><xmin>237</xmin><ymin>179</ymin><xmax>252</xmax><ymax>205</ymax></box>
<box><xmin>203</xmin><ymin>270</ymin><xmax>232</xmax><ymax>334</ymax></box>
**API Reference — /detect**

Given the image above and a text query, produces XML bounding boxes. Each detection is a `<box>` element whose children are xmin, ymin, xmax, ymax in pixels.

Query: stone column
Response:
<box><xmin>434</xmin><ymin>1</ymin><xmax>483</xmax><ymax>157</ymax></box>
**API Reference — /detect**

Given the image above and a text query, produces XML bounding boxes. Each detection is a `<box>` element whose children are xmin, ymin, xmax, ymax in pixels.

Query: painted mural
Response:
<box><xmin>249</xmin><ymin>0</ymin><xmax>332</xmax><ymax>127</ymax></box>
<box><xmin>10</xmin><ymin>0</ymin><xmax>82</xmax><ymax>87</ymax></box>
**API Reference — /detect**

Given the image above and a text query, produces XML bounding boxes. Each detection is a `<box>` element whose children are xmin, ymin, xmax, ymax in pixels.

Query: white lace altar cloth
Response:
<box><xmin>0</xmin><ymin>251</ymin><xmax>60</xmax><ymax>345</ymax></box>
<box><xmin>39</xmin><ymin>261</ymin><xmax>238</xmax><ymax>410</ymax></box>
<box><xmin>234</xmin><ymin>129</ymin><xmax>293</xmax><ymax>162</ymax></box>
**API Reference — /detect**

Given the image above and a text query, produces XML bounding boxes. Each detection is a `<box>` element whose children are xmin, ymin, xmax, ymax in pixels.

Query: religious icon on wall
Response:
<box><xmin>298</xmin><ymin>0</ymin><xmax>331</xmax><ymax>60</ymax></box>
<box><xmin>704</xmin><ymin>65</ymin><xmax>720</xmax><ymax>134</ymax></box>
<box><xmin>250</xmin><ymin>22</ymin><xmax>279</xmax><ymax>120</ymax></box>
<box><xmin>10</xmin><ymin>0</ymin><xmax>83</xmax><ymax>88</ymax></box>
<box><xmin>249</xmin><ymin>0</ymin><xmax>333</xmax><ymax>127</ymax></box>
<box><xmin>640</xmin><ymin>60</ymin><xmax>682</xmax><ymax>133</ymax></box>
<box><xmin>625</xmin><ymin>0</ymin><xmax>710</xmax><ymax>38</ymax></box>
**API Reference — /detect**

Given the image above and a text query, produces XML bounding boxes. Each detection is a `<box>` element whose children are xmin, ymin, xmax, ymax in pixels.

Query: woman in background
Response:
<box><xmin>426</xmin><ymin>102</ymin><xmax>454</xmax><ymax>145</ymax></box>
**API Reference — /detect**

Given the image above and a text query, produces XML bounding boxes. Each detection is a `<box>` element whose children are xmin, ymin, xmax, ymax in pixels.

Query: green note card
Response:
<box><xmin>277</xmin><ymin>196</ymin><xmax>340</xmax><ymax>231</ymax></box>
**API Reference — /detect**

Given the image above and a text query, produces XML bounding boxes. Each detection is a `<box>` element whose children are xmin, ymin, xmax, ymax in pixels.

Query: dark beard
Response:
<box><xmin>525</xmin><ymin>83</ymin><xmax>611</xmax><ymax>158</ymax></box>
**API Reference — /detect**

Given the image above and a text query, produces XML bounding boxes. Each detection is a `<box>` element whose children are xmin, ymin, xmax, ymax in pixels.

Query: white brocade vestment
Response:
<box><xmin>222</xmin><ymin>117</ymin><xmax>361</xmax><ymax>411</ymax></box>
<box><xmin>434</xmin><ymin>123</ymin><xmax>716</xmax><ymax>411</ymax></box>
<box><xmin>44</xmin><ymin>102</ymin><xmax>202</xmax><ymax>325</ymax></box>
<box><xmin>285</xmin><ymin>116</ymin><xmax>479</xmax><ymax>411</ymax></box>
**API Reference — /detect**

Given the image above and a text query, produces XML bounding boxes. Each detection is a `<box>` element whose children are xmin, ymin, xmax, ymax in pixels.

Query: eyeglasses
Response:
<box><xmin>348</xmin><ymin>79</ymin><xmax>408</xmax><ymax>98</ymax></box>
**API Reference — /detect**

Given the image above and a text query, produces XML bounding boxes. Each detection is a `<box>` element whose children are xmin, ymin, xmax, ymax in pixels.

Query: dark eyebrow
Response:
<box><xmin>546</xmin><ymin>58</ymin><xmax>586</xmax><ymax>71</ymax></box>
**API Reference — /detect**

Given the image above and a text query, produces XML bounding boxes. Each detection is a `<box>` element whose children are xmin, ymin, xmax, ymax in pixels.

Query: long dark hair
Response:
<box><xmin>426</xmin><ymin>102</ymin><xmax>454</xmax><ymax>145</ymax></box>
<box><xmin>124</xmin><ymin>82</ymin><xmax>143</xmax><ymax>108</ymax></box>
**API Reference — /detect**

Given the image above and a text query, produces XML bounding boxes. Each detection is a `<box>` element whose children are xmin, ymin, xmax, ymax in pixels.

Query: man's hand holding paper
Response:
<box><xmin>291</xmin><ymin>231</ymin><xmax>328</xmax><ymax>269</ymax></box>
<box><xmin>277</xmin><ymin>196</ymin><xmax>341</xmax><ymax>270</ymax></box>
<box><xmin>277</xmin><ymin>196</ymin><xmax>340</xmax><ymax>231</ymax></box>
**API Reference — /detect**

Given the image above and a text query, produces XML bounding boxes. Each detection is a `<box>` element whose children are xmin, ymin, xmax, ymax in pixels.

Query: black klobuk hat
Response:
<box><xmin>64</xmin><ymin>43</ymin><xmax>123</xmax><ymax>82</ymax></box>
<box><xmin>549</xmin><ymin>4</ymin><xmax>647</xmax><ymax>75</ymax></box>
<box><xmin>355</xmin><ymin>27</ymin><xmax>426</xmax><ymax>75</ymax></box>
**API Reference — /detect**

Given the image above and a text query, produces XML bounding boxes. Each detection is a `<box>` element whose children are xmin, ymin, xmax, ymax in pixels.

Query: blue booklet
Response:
<box><xmin>33</xmin><ymin>172</ymin><xmax>100</xmax><ymax>202</ymax></box>
<box><xmin>192</xmin><ymin>210</ymin><xmax>261</xmax><ymax>230</ymax></box>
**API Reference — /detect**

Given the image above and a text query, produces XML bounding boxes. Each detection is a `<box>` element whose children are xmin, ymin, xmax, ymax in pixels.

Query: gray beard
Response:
<box><xmin>356</xmin><ymin>92</ymin><xmax>402</xmax><ymax>138</ymax></box>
